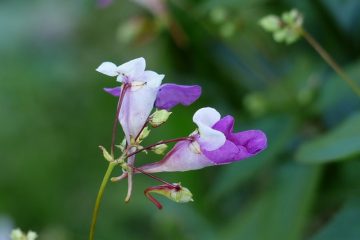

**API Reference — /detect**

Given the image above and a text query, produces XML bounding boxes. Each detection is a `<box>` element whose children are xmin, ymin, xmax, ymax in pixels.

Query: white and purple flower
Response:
<box><xmin>97</xmin><ymin>58</ymin><xmax>201</xmax><ymax>141</ymax></box>
<box><xmin>138</xmin><ymin>107</ymin><xmax>267</xmax><ymax>173</ymax></box>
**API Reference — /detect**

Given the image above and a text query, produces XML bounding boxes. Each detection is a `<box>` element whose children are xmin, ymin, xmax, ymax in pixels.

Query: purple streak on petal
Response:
<box><xmin>104</xmin><ymin>87</ymin><xmax>121</xmax><ymax>96</ymax></box>
<box><xmin>202</xmin><ymin>140</ymin><xmax>239</xmax><ymax>164</ymax></box>
<box><xmin>155</xmin><ymin>84</ymin><xmax>201</xmax><ymax>110</ymax></box>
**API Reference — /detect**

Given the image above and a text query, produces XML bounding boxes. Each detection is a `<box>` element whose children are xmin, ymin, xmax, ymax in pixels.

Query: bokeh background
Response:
<box><xmin>1</xmin><ymin>0</ymin><xmax>360</xmax><ymax>239</ymax></box>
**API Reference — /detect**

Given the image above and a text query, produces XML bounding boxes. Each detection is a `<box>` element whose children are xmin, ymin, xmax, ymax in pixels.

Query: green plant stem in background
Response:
<box><xmin>299</xmin><ymin>28</ymin><xmax>360</xmax><ymax>97</ymax></box>
<box><xmin>89</xmin><ymin>161</ymin><xmax>117</xmax><ymax>240</ymax></box>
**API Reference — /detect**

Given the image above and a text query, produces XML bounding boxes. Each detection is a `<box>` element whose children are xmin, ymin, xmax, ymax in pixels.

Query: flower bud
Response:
<box><xmin>149</xmin><ymin>109</ymin><xmax>172</xmax><ymax>128</ymax></box>
<box><xmin>10</xmin><ymin>228</ymin><xmax>38</xmax><ymax>240</ymax></box>
<box><xmin>260</xmin><ymin>9</ymin><xmax>303</xmax><ymax>44</ymax></box>
<box><xmin>137</xmin><ymin>127</ymin><xmax>151</xmax><ymax>143</ymax></box>
<box><xmin>145</xmin><ymin>183</ymin><xmax>194</xmax><ymax>209</ymax></box>
<box><xmin>259</xmin><ymin>15</ymin><xmax>281</xmax><ymax>32</ymax></box>
<box><xmin>99</xmin><ymin>146</ymin><xmax>113</xmax><ymax>162</ymax></box>
<box><xmin>151</xmin><ymin>143</ymin><xmax>168</xmax><ymax>155</ymax></box>
<box><xmin>116</xmin><ymin>138</ymin><xmax>127</xmax><ymax>152</ymax></box>
<box><xmin>169</xmin><ymin>184</ymin><xmax>194</xmax><ymax>203</ymax></box>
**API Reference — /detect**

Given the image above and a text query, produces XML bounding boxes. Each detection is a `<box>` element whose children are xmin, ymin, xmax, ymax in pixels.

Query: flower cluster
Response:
<box><xmin>259</xmin><ymin>9</ymin><xmax>303</xmax><ymax>44</ymax></box>
<box><xmin>96</xmin><ymin>57</ymin><xmax>267</xmax><ymax>209</ymax></box>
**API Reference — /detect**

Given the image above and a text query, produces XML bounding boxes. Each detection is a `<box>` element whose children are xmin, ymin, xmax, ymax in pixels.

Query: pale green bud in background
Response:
<box><xmin>259</xmin><ymin>15</ymin><xmax>281</xmax><ymax>32</ymax></box>
<box><xmin>149</xmin><ymin>109</ymin><xmax>172</xmax><ymax>128</ymax></box>
<box><xmin>260</xmin><ymin>9</ymin><xmax>303</xmax><ymax>44</ymax></box>
<box><xmin>209</xmin><ymin>7</ymin><xmax>228</xmax><ymax>24</ymax></box>
<box><xmin>10</xmin><ymin>229</ymin><xmax>38</xmax><ymax>240</ymax></box>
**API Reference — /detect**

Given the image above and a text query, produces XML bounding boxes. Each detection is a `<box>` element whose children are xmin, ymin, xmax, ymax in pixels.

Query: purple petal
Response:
<box><xmin>155</xmin><ymin>84</ymin><xmax>201</xmax><ymax>110</ymax></box>
<box><xmin>230</xmin><ymin>130</ymin><xmax>267</xmax><ymax>159</ymax></box>
<box><xmin>212</xmin><ymin>115</ymin><xmax>235</xmax><ymax>138</ymax></box>
<box><xmin>139</xmin><ymin>140</ymin><xmax>213</xmax><ymax>173</ymax></box>
<box><xmin>104</xmin><ymin>87</ymin><xmax>121</xmax><ymax>96</ymax></box>
<box><xmin>202</xmin><ymin>140</ymin><xmax>239</xmax><ymax>164</ymax></box>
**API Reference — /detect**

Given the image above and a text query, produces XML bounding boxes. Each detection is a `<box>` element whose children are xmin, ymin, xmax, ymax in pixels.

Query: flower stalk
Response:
<box><xmin>299</xmin><ymin>28</ymin><xmax>360</xmax><ymax>96</ymax></box>
<box><xmin>89</xmin><ymin>161</ymin><xmax>117</xmax><ymax>240</ymax></box>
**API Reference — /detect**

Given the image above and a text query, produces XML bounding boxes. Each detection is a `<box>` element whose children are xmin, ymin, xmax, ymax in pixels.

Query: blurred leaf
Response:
<box><xmin>316</xmin><ymin>61</ymin><xmax>360</xmax><ymax>126</ymax></box>
<box><xmin>221</xmin><ymin>163</ymin><xmax>321</xmax><ymax>240</ymax></box>
<box><xmin>320</xmin><ymin>0</ymin><xmax>360</xmax><ymax>41</ymax></box>
<box><xmin>296</xmin><ymin>112</ymin><xmax>360</xmax><ymax>164</ymax></box>
<box><xmin>310</xmin><ymin>198</ymin><xmax>360</xmax><ymax>240</ymax></box>
<box><xmin>208</xmin><ymin>115</ymin><xmax>297</xmax><ymax>201</ymax></box>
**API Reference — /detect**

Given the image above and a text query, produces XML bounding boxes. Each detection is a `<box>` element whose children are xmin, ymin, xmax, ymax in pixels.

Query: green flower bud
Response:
<box><xmin>209</xmin><ymin>7</ymin><xmax>228</xmax><ymax>24</ymax></box>
<box><xmin>138</xmin><ymin>126</ymin><xmax>151</xmax><ymax>142</ymax></box>
<box><xmin>10</xmin><ymin>229</ymin><xmax>38</xmax><ymax>240</ymax></box>
<box><xmin>260</xmin><ymin>9</ymin><xmax>303</xmax><ymax>44</ymax></box>
<box><xmin>149</xmin><ymin>109</ymin><xmax>172</xmax><ymax>128</ymax></box>
<box><xmin>116</xmin><ymin>138</ymin><xmax>127</xmax><ymax>152</ymax></box>
<box><xmin>149</xmin><ymin>183</ymin><xmax>194</xmax><ymax>203</ymax></box>
<box><xmin>151</xmin><ymin>143</ymin><xmax>168</xmax><ymax>155</ymax></box>
<box><xmin>99</xmin><ymin>146</ymin><xmax>113</xmax><ymax>162</ymax></box>
<box><xmin>169</xmin><ymin>184</ymin><xmax>194</xmax><ymax>203</ymax></box>
<box><xmin>259</xmin><ymin>15</ymin><xmax>281</xmax><ymax>32</ymax></box>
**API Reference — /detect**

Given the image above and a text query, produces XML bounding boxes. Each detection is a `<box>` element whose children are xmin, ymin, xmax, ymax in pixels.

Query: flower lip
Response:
<box><xmin>193</xmin><ymin>107</ymin><xmax>226</xmax><ymax>151</ymax></box>
<box><xmin>202</xmin><ymin>115</ymin><xmax>267</xmax><ymax>164</ymax></box>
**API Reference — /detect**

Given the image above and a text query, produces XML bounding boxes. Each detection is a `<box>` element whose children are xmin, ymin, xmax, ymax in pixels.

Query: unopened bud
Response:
<box><xmin>138</xmin><ymin>127</ymin><xmax>151</xmax><ymax>142</ymax></box>
<box><xmin>149</xmin><ymin>109</ymin><xmax>172</xmax><ymax>128</ymax></box>
<box><xmin>259</xmin><ymin>15</ymin><xmax>281</xmax><ymax>32</ymax></box>
<box><xmin>169</xmin><ymin>184</ymin><xmax>194</xmax><ymax>203</ymax></box>
<box><xmin>99</xmin><ymin>146</ymin><xmax>113</xmax><ymax>162</ymax></box>
<box><xmin>10</xmin><ymin>229</ymin><xmax>38</xmax><ymax>240</ymax></box>
<box><xmin>151</xmin><ymin>143</ymin><xmax>168</xmax><ymax>155</ymax></box>
<box><xmin>116</xmin><ymin>138</ymin><xmax>127</xmax><ymax>152</ymax></box>
<box><xmin>260</xmin><ymin>9</ymin><xmax>303</xmax><ymax>44</ymax></box>
<box><xmin>145</xmin><ymin>183</ymin><xmax>194</xmax><ymax>209</ymax></box>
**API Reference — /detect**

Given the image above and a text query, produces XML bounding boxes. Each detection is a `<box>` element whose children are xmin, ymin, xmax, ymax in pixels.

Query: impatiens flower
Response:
<box><xmin>99</xmin><ymin>58</ymin><xmax>201</xmax><ymax>140</ymax></box>
<box><xmin>97</xmin><ymin>58</ymin><xmax>164</xmax><ymax>140</ymax></box>
<box><xmin>138</xmin><ymin>107</ymin><xmax>267</xmax><ymax>173</ymax></box>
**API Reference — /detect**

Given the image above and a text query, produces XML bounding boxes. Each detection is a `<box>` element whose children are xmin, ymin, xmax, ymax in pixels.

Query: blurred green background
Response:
<box><xmin>1</xmin><ymin>0</ymin><xmax>360</xmax><ymax>239</ymax></box>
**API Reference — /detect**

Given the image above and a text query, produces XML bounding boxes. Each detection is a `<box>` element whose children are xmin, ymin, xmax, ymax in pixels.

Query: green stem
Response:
<box><xmin>300</xmin><ymin>28</ymin><xmax>360</xmax><ymax>97</ymax></box>
<box><xmin>89</xmin><ymin>162</ymin><xmax>117</xmax><ymax>240</ymax></box>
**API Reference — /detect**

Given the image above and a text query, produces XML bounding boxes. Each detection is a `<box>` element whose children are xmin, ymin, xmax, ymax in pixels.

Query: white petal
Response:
<box><xmin>96</xmin><ymin>62</ymin><xmax>119</xmax><ymax>77</ymax></box>
<box><xmin>119</xmin><ymin>75</ymin><xmax>162</xmax><ymax>141</ymax></box>
<box><xmin>142</xmin><ymin>70</ymin><xmax>164</xmax><ymax>87</ymax></box>
<box><xmin>193</xmin><ymin>107</ymin><xmax>225</xmax><ymax>151</ymax></box>
<box><xmin>116</xmin><ymin>57</ymin><xmax>146</xmax><ymax>82</ymax></box>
